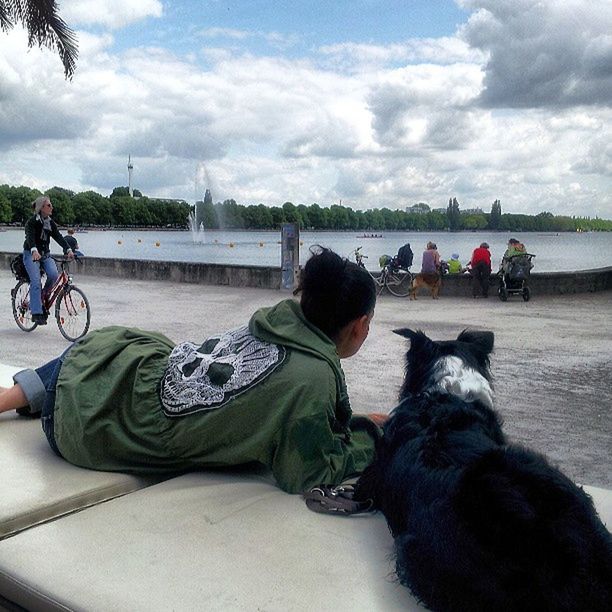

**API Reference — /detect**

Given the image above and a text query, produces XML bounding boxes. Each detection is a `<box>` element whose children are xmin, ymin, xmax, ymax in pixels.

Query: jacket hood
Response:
<box><xmin>249</xmin><ymin>299</ymin><xmax>353</xmax><ymax>431</ymax></box>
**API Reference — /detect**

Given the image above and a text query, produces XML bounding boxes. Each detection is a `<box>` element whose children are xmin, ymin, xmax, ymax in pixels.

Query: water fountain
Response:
<box><xmin>188</xmin><ymin>209</ymin><xmax>206</xmax><ymax>243</ymax></box>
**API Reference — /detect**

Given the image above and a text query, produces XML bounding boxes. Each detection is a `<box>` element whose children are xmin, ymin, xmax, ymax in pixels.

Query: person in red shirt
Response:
<box><xmin>470</xmin><ymin>242</ymin><xmax>492</xmax><ymax>298</ymax></box>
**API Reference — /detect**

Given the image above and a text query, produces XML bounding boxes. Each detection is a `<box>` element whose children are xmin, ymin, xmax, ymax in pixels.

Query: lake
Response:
<box><xmin>1</xmin><ymin>228</ymin><xmax>611</xmax><ymax>273</ymax></box>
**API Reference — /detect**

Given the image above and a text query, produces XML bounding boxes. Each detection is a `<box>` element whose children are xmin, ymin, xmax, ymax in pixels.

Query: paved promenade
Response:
<box><xmin>1</xmin><ymin>269</ymin><xmax>610</xmax><ymax>488</ymax></box>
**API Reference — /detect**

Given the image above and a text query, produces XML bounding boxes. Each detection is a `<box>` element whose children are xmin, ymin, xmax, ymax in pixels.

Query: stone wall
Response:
<box><xmin>421</xmin><ymin>267</ymin><xmax>612</xmax><ymax>297</ymax></box>
<box><xmin>1</xmin><ymin>252</ymin><xmax>610</xmax><ymax>295</ymax></box>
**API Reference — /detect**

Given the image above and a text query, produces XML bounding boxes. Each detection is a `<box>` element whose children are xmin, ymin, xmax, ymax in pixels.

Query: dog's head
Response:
<box><xmin>394</xmin><ymin>329</ymin><xmax>494</xmax><ymax>408</ymax></box>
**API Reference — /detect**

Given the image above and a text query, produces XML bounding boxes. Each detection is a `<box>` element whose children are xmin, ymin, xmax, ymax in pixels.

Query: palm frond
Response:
<box><xmin>0</xmin><ymin>0</ymin><xmax>79</xmax><ymax>79</ymax></box>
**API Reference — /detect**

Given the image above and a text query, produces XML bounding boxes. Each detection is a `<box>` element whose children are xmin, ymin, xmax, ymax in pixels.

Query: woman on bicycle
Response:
<box><xmin>0</xmin><ymin>247</ymin><xmax>385</xmax><ymax>494</ymax></box>
<box><xmin>23</xmin><ymin>196</ymin><xmax>73</xmax><ymax>325</ymax></box>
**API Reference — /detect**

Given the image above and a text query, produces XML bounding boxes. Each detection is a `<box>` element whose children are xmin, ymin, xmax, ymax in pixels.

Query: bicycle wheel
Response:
<box><xmin>375</xmin><ymin>272</ymin><xmax>387</xmax><ymax>295</ymax></box>
<box><xmin>11</xmin><ymin>281</ymin><xmax>37</xmax><ymax>331</ymax></box>
<box><xmin>55</xmin><ymin>286</ymin><xmax>91</xmax><ymax>341</ymax></box>
<box><xmin>386</xmin><ymin>270</ymin><xmax>413</xmax><ymax>297</ymax></box>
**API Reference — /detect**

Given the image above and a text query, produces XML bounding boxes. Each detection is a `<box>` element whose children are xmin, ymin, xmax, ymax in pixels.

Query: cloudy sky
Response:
<box><xmin>0</xmin><ymin>0</ymin><xmax>610</xmax><ymax>217</ymax></box>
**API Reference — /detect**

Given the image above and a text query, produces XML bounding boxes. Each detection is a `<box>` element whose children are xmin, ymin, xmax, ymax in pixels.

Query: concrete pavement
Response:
<box><xmin>1</xmin><ymin>269</ymin><xmax>610</xmax><ymax>488</ymax></box>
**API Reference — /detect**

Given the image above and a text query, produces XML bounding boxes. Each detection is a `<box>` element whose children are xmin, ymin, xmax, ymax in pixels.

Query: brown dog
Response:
<box><xmin>409</xmin><ymin>273</ymin><xmax>441</xmax><ymax>300</ymax></box>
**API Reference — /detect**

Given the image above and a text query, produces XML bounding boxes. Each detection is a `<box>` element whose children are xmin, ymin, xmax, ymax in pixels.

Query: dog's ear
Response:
<box><xmin>393</xmin><ymin>328</ymin><xmax>436</xmax><ymax>353</ymax></box>
<box><xmin>393</xmin><ymin>328</ymin><xmax>417</xmax><ymax>340</ymax></box>
<box><xmin>457</xmin><ymin>329</ymin><xmax>494</xmax><ymax>355</ymax></box>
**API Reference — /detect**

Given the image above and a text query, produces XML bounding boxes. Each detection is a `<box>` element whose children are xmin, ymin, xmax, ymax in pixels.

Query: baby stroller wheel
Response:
<box><xmin>498</xmin><ymin>286</ymin><xmax>508</xmax><ymax>301</ymax></box>
<box><xmin>522</xmin><ymin>286</ymin><xmax>531</xmax><ymax>302</ymax></box>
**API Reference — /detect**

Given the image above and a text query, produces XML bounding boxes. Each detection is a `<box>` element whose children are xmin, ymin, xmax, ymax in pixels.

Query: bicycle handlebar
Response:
<box><xmin>50</xmin><ymin>255</ymin><xmax>84</xmax><ymax>266</ymax></box>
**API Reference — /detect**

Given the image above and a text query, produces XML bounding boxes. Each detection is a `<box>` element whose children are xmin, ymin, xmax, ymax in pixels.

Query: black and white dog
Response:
<box><xmin>356</xmin><ymin>329</ymin><xmax>612</xmax><ymax>612</ymax></box>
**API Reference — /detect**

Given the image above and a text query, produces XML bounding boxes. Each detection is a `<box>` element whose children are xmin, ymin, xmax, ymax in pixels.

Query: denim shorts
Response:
<box><xmin>13</xmin><ymin>346</ymin><xmax>73</xmax><ymax>457</ymax></box>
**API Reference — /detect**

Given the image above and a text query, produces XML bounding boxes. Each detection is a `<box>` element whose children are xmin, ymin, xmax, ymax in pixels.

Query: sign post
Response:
<box><xmin>280</xmin><ymin>223</ymin><xmax>300</xmax><ymax>291</ymax></box>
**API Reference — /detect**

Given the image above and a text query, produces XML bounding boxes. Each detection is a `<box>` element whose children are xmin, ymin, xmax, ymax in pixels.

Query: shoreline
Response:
<box><xmin>1</xmin><ymin>224</ymin><xmax>610</xmax><ymax>234</ymax></box>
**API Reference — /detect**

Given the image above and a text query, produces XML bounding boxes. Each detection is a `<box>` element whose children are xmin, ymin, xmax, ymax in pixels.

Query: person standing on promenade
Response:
<box><xmin>22</xmin><ymin>196</ymin><xmax>73</xmax><ymax>325</ymax></box>
<box><xmin>421</xmin><ymin>241</ymin><xmax>441</xmax><ymax>275</ymax></box>
<box><xmin>0</xmin><ymin>247</ymin><xmax>385</xmax><ymax>494</ymax></box>
<box><xmin>469</xmin><ymin>242</ymin><xmax>492</xmax><ymax>298</ymax></box>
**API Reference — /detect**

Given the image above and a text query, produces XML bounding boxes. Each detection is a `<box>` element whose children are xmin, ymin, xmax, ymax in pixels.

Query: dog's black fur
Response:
<box><xmin>356</xmin><ymin>329</ymin><xmax>612</xmax><ymax>612</ymax></box>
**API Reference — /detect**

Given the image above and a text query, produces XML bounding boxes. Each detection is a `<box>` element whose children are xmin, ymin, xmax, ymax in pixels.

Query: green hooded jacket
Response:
<box><xmin>54</xmin><ymin>300</ymin><xmax>377</xmax><ymax>493</ymax></box>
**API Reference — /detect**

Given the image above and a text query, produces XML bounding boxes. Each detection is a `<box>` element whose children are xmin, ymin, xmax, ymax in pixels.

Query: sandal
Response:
<box><xmin>303</xmin><ymin>484</ymin><xmax>374</xmax><ymax>515</ymax></box>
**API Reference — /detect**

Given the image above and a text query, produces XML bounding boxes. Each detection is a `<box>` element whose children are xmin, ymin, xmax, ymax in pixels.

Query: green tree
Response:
<box><xmin>46</xmin><ymin>186</ymin><xmax>74</xmax><ymax>224</ymax></box>
<box><xmin>0</xmin><ymin>191</ymin><xmax>11</xmax><ymax>222</ymax></box>
<box><xmin>110</xmin><ymin>186</ymin><xmax>130</xmax><ymax>199</ymax></box>
<box><xmin>296</xmin><ymin>204</ymin><xmax>311</xmax><ymax>229</ymax></box>
<box><xmin>428</xmin><ymin>210</ymin><xmax>447</xmax><ymax>230</ymax></box>
<box><xmin>96</xmin><ymin>197</ymin><xmax>113</xmax><ymax>226</ymax></box>
<box><xmin>306</xmin><ymin>203</ymin><xmax>326</xmax><ymax>229</ymax></box>
<box><xmin>71</xmin><ymin>192</ymin><xmax>98</xmax><ymax>225</ymax></box>
<box><xmin>462</xmin><ymin>214</ymin><xmax>488</xmax><ymax>230</ymax></box>
<box><xmin>111</xmin><ymin>196</ymin><xmax>137</xmax><ymax>225</ymax></box>
<box><xmin>0</xmin><ymin>0</ymin><xmax>78</xmax><ymax>78</ymax></box>
<box><xmin>196</xmin><ymin>199</ymin><xmax>218</xmax><ymax>229</ymax></box>
<box><xmin>446</xmin><ymin>197</ymin><xmax>462</xmax><ymax>231</ymax></box>
<box><xmin>8</xmin><ymin>185</ymin><xmax>40</xmax><ymax>222</ymax></box>
<box><xmin>282</xmin><ymin>201</ymin><xmax>300</xmax><ymax>225</ymax></box>
<box><xmin>133</xmin><ymin>198</ymin><xmax>153</xmax><ymax>226</ymax></box>
<box><xmin>329</xmin><ymin>204</ymin><xmax>350</xmax><ymax>229</ymax></box>
<box><xmin>219</xmin><ymin>199</ymin><xmax>244</xmax><ymax>228</ymax></box>
<box><xmin>489</xmin><ymin>199</ymin><xmax>502</xmax><ymax>229</ymax></box>
<box><xmin>270</xmin><ymin>206</ymin><xmax>286</xmax><ymax>227</ymax></box>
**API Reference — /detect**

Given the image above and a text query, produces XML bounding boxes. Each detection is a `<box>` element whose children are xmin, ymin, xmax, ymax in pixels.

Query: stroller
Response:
<box><xmin>498</xmin><ymin>253</ymin><xmax>535</xmax><ymax>301</ymax></box>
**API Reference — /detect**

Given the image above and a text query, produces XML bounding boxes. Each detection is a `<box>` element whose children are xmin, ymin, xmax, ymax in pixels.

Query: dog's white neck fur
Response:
<box><xmin>431</xmin><ymin>356</ymin><xmax>494</xmax><ymax>409</ymax></box>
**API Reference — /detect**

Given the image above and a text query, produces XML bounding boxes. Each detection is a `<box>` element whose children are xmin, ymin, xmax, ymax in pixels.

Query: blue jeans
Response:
<box><xmin>22</xmin><ymin>251</ymin><xmax>59</xmax><ymax>315</ymax></box>
<box><xmin>13</xmin><ymin>347</ymin><xmax>73</xmax><ymax>457</ymax></box>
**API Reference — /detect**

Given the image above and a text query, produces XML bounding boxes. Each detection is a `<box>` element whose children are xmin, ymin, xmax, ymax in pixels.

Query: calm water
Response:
<box><xmin>1</xmin><ymin>228</ymin><xmax>610</xmax><ymax>273</ymax></box>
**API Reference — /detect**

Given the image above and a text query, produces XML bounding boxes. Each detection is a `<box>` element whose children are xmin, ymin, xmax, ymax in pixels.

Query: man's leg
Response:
<box><xmin>473</xmin><ymin>264</ymin><xmax>482</xmax><ymax>297</ymax></box>
<box><xmin>0</xmin><ymin>384</ymin><xmax>29</xmax><ymax>414</ymax></box>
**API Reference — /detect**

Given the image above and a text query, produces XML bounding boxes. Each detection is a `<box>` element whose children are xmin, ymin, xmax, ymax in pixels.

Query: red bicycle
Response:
<box><xmin>11</xmin><ymin>256</ymin><xmax>91</xmax><ymax>341</ymax></box>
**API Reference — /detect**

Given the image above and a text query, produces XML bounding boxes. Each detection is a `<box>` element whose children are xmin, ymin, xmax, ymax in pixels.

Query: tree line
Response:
<box><xmin>196</xmin><ymin>198</ymin><xmax>612</xmax><ymax>232</ymax></box>
<box><xmin>0</xmin><ymin>185</ymin><xmax>190</xmax><ymax>228</ymax></box>
<box><xmin>1</xmin><ymin>183</ymin><xmax>610</xmax><ymax>232</ymax></box>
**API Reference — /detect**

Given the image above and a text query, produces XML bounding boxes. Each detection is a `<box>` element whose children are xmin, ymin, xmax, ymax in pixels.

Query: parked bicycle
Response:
<box><xmin>353</xmin><ymin>247</ymin><xmax>413</xmax><ymax>297</ymax></box>
<box><xmin>10</xmin><ymin>255</ymin><xmax>91</xmax><ymax>341</ymax></box>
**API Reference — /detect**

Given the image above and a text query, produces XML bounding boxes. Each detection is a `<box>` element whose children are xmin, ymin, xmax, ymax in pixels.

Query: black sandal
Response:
<box><xmin>303</xmin><ymin>484</ymin><xmax>374</xmax><ymax>515</ymax></box>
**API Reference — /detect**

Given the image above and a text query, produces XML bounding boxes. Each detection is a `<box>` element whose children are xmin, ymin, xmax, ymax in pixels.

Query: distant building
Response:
<box><xmin>152</xmin><ymin>198</ymin><xmax>189</xmax><ymax>205</ymax></box>
<box><xmin>461</xmin><ymin>208</ymin><xmax>484</xmax><ymax>215</ymax></box>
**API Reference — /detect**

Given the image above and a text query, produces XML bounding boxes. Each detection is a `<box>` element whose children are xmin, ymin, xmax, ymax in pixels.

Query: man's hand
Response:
<box><xmin>32</xmin><ymin>251</ymin><xmax>41</xmax><ymax>262</ymax></box>
<box><xmin>66</xmin><ymin>251</ymin><xmax>75</xmax><ymax>260</ymax></box>
<box><xmin>367</xmin><ymin>413</ymin><xmax>390</xmax><ymax>427</ymax></box>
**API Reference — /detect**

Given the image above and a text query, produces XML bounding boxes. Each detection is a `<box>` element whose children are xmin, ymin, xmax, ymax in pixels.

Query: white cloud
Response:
<box><xmin>458</xmin><ymin>0</ymin><xmax>612</xmax><ymax>108</ymax></box>
<box><xmin>62</xmin><ymin>0</ymin><xmax>163</xmax><ymax>30</ymax></box>
<box><xmin>198</xmin><ymin>27</ymin><xmax>250</xmax><ymax>40</ymax></box>
<box><xmin>319</xmin><ymin>37</ymin><xmax>486</xmax><ymax>71</ymax></box>
<box><xmin>0</xmin><ymin>1</ymin><xmax>610</xmax><ymax>218</ymax></box>
<box><xmin>197</xmin><ymin>27</ymin><xmax>300</xmax><ymax>51</ymax></box>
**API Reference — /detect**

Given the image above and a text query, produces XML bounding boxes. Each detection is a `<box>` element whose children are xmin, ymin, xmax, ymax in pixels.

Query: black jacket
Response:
<box><xmin>23</xmin><ymin>215</ymin><xmax>71</xmax><ymax>255</ymax></box>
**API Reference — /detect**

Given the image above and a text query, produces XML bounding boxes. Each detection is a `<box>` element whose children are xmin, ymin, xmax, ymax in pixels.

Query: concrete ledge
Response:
<box><xmin>0</xmin><ymin>364</ymin><xmax>164</xmax><ymax>542</ymax></box>
<box><xmin>423</xmin><ymin>266</ymin><xmax>612</xmax><ymax>297</ymax></box>
<box><xmin>0</xmin><ymin>472</ymin><xmax>421</xmax><ymax>611</ymax></box>
<box><xmin>1</xmin><ymin>252</ymin><xmax>610</xmax><ymax>294</ymax></box>
<box><xmin>1</xmin><ymin>251</ymin><xmax>282</xmax><ymax>290</ymax></box>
